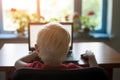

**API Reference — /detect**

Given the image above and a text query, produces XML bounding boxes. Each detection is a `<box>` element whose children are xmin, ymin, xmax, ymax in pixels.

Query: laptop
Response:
<box><xmin>28</xmin><ymin>22</ymin><xmax>77</xmax><ymax>62</ymax></box>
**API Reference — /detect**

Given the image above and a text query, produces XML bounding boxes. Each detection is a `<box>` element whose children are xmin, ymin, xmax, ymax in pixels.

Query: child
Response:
<box><xmin>15</xmin><ymin>22</ymin><xmax>98</xmax><ymax>69</ymax></box>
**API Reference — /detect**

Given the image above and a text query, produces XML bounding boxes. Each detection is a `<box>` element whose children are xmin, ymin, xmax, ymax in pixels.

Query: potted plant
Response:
<box><xmin>10</xmin><ymin>8</ymin><xmax>41</xmax><ymax>36</ymax></box>
<box><xmin>80</xmin><ymin>10</ymin><xmax>98</xmax><ymax>34</ymax></box>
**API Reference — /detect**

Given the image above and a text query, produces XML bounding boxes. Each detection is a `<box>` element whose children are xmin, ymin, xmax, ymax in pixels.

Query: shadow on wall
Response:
<box><xmin>0</xmin><ymin>71</ymin><xmax>5</xmax><ymax>80</ymax></box>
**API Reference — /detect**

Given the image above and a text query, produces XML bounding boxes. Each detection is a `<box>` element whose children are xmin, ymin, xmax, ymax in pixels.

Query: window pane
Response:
<box><xmin>2</xmin><ymin>0</ymin><xmax>37</xmax><ymax>31</ymax></box>
<box><xmin>2</xmin><ymin>0</ymin><xmax>74</xmax><ymax>31</ymax></box>
<box><xmin>82</xmin><ymin>0</ymin><xmax>101</xmax><ymax>30</ymax></box>
<box><xmin>40</xmin><ymin>0</ymin><xmax>74</xmax><ymax>22</ymax></box>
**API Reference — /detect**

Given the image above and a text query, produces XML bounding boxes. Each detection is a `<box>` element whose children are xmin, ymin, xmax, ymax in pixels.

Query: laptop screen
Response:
<box><xmin>28</xmin><ymin>23</ymin><xmax>73</xmax><ymax>51</ymax></box>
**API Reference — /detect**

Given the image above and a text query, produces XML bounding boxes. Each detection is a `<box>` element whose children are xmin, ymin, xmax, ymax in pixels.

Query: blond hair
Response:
<box><xmin>36</xmin><ymin>22</ymin><xmax>70</xmax><ymax>64</ymax></box>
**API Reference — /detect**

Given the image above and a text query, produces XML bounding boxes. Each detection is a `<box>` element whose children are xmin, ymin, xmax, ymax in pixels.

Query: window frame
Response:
<box><xmin>0</xmin><ymin>0</ymin><xmax>3</xmax><ymax>33</ymax></box>
<box><xmin>92</xmin><ymin>0</ymin><xmax>108</xmax><ymax>33</ymax></box>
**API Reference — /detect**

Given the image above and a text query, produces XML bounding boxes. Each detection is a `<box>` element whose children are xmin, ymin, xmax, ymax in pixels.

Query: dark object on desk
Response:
<box><xmin>12</xmin><ymin>67</ymin><xmax>108</xmax><ymax>80</ymax></box>
<box><xmin>81</xmin><ymin>54</ymin><xmax>89</xmax><ymax>60</ymax></box>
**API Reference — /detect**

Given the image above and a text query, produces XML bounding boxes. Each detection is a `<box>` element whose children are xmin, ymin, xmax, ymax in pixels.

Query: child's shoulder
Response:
<box><xmin>64</xmin><ymin>63</ymin><xmax>83</xmax><ymax>69</ymax></box>
<box><xmin>25</xmin><ymin>61</ymin><xmax>43</xmax><ymax>68</ymax></box>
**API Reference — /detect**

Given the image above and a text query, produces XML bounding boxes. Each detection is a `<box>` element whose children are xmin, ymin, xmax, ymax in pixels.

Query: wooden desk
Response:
<box><xmin>0</xmin><ymin>42</ymin><xmax>120</xmax><ymax>80</ymax></box>
<box><xmin>0</xmin><ymin>43</ymin><xmax>29</xmax><ymax>80</ymax></box>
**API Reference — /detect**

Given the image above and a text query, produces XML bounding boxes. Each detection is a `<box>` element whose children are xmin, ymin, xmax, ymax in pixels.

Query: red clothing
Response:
<box><xmin>25</xmin><ymin>61</ymin><xmax>82</xmax><ymax>70</ymax></box>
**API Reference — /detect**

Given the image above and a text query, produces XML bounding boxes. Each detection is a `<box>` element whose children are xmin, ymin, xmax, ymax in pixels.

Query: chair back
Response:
<box><xmin>12</xmin><ymin>67</ymin><xmax>108</xmax><ymax>80</ymax></box>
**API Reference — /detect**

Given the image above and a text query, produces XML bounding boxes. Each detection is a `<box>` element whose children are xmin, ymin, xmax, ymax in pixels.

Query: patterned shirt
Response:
<box><xmin>25</xmin><ymin>61</ymin><xmax>83</xmax><ymax>70</ymax></box>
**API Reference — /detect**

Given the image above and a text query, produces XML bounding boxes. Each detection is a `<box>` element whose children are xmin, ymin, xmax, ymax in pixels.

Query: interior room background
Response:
<box><xmin>0</xmin><ymin>0</ymin><xmax>120</xmax><ymax>80</ymax></box>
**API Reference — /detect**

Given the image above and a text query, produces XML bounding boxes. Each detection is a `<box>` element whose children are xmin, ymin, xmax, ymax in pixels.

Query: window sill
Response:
<box><xmin>0</xmin><ymin>33</ymin><xmax>110</xmax><ymax>40</ymax></box>
<box><xmin>0</xmin><ymin>33</ymin><xmax>28</xmax><ymax>39</ymax></box>
<box><xmin>73</xmin><ymin>33</ymin><xmax>110</xmax><ymax>41</ymax></box>
<box><xmin>90</xmin><ymin>33</ymin><xmax>110</xmax><ymax>39</ymax></box>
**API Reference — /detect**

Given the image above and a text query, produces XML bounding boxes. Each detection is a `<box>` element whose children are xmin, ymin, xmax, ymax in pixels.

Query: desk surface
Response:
<box><xmin>0</xmin><ymin>42</ymin><xmax>120</xmax><ymax>69</ymax></box>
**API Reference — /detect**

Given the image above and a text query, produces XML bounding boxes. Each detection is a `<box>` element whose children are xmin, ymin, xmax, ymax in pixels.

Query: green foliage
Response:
<box><xmin>80</xmin><ymin>16</ymin><xmax>98</xmax><ymax>29</ymax></box>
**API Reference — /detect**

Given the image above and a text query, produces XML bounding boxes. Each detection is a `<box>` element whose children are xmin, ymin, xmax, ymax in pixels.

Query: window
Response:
<box><xmin>1</xmin><ymin>0</ymin><xmax>73</xmax><ymax>32</ymax></box>
<box><xmin>0</xmin><ymin>0</ymin><xmax>107</xmax><ymax>34</ymax></box>
<box><xmin>40</xmin><ymin>0</ymin><xmax>74</xmax><ymax>22</ymax></box>
<box><xmin>2</xmin><ymin>0</ymin><xmax>37</xmax><ymax>31</ymax></box>
<box><xmin>82</xmin><ymin>0</ymin><xmax>107</xmax><ymax>33</ymax></box>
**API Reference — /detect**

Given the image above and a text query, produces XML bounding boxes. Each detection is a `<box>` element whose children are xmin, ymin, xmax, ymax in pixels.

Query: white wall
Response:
<box><xmin>108</xmin><ymin>0</ymin><xmax>120</xmax><ymax>53</ymax></box>
<box><xmin>0</xmin><ymin>72</ymin><xmax>5</xmax><ymax>80</ymax></box>
<box><xmin>108</xmin><ymin>0</ymin><xmax>120</xmax><ymax>80</ymax></box>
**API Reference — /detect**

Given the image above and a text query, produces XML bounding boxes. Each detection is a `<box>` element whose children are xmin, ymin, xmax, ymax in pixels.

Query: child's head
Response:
<box><xmin>36</xmin><ymin>22</ymin><xmax>70</xmax><ymax>66</ymax></box>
